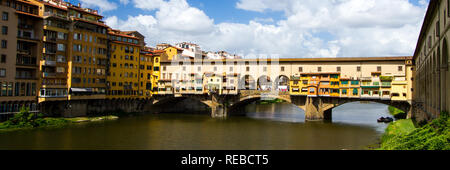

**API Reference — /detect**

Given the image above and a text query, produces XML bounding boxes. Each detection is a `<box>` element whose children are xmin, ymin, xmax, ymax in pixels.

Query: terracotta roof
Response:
<box><xmin>43</xmin><ymin>1</ymin><xmax>68</xmax><ymax>11</ymax></box>
<box><xmin>164</xmin><ymin>46</ymin><xmax>184</xmax><ymax>51</ymax></box>
<box><xmin>108</xmin><ymin>31</ymin><xmax>139</xmax><ymax>40</ymax></box>
<box><xmin>68</xmin><ymin>5</ymin><xmax>103</xmax><ymax>17</ymax></box>
<box><xmin>73</xmin><ymin>17</ymin><xmax>107</xmax><ymax>27</ymax></box>
<box><xmin>161</xmin><ymin>56</ymin><xmax>412</xmax><ymax>63</ymax></box>
<box><xmin>301</xmin><ymin>72</ymin><xmax>340</xmax><ymax>75</ymax></box>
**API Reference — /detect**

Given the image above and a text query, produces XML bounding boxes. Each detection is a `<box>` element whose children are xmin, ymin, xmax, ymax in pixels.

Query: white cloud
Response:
<box><xmin>105</xmin><ymin>0</ymin><xmax>428</xmax><ymax>58</ymax></box>
<box><xmin>120</xmin><ymin>0</ymin><xmax>130</xmax><ymax>5</ymax></box>
<box><xmin>79</xmin><ymin>0</ymin><xmax>118</xmax><ymax>12</ymax></box>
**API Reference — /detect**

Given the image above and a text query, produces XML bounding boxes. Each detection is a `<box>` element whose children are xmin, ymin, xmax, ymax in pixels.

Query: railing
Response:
<box><xmin>44</xmin><ymin>12</ymin><xmax>69</xmax><ymax>20</ymax></box>
<box><xmin>16</xmin><ymin>57</ymin><xmax>37</xmax><ymax>66</ymax></box>
<box><xmin>18</xmin><ymin>23</ymin><xmax>33</xmax><ymax>29</ymax></box>
<box><xmin>42</xmin><ymin>60</ymin><xmax>56</xmax><ymax>66</ymax></box>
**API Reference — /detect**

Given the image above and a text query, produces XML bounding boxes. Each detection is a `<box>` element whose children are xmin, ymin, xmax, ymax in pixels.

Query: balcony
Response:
<box><xmin>43</xmin><ymin>48</ymin><xmax>57</xmax><ymax>54</ymax></box>
<box><xmin>18</xmin><ymin>23</ymin><xmax>33</xmax><ymax>29</ymax></box>
<box><xmin>42</xmin><ymin>72</ymin><xmax>65</xmax><ymax>78</ymax></box>
<box><xmin>16</xmin><ymin>57</ymin><xmax>37</xmax><ymax>66</ymax></box>
<box><xmin>381</xmin><ymin>82</ymin><xmax>392</xmax><ymax>87</ymax></box>
<box><xmin>42</xmin><ymin>60</ymin><xmax>56</xmax><ymax>66</ymax></box>
<box><xmin>17</xmin><ymin>34</ymin><xmax>40</xmax><ymax>42</ymax></box>
<box><xmin>16</xmin><ymin>75</ymin><xmax>37</xmax><ymax>80</ymax></box>
<box><xmin>43</xmin><ymin>36</ymin><xmax>57</xmax><ymax>42</ymax></box>
<box><xmin>17</xmin><ymin>49</ymin><xmax>31</xmax><ymax>55</ymax></box>
<box><xmin>44</xmin><ymin>12</ymin><xmax>69</xmax><ymax>21</ymax></box>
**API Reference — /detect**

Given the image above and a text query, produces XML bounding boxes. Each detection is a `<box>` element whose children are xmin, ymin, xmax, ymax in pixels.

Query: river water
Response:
<box><xmin>0</xmin><ymin>102</ymin><xmax>391</xmax><ymax>150</ymax></box>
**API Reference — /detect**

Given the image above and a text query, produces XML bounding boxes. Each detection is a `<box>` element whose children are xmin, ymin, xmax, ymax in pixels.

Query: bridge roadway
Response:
<box><xmin>152</xmin><ymin>90</ymin><xmax>412</xmax><ymax>121</ymax></box>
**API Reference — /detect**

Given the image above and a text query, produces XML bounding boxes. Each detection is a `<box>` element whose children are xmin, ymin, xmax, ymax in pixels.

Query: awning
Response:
<box><xmin>70</xmin><ymin>88</ymin><xmax>92</xmax><ymax>93</ymax></box>
<box><xmin>292</xmin><ymin>88</ymin><xmax>299</xmax><ymax>91</ymax></box>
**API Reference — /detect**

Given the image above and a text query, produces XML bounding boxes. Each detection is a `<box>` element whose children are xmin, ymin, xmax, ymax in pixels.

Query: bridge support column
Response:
<box><xmin>211</xmin><ymin>105</ymin><xmax>227</xmax><ymax>118</ymax></box>
<box><xmin>304</xmin><ymin>97</ymin><xmax>331</xmax><ymax>121</ymax></box>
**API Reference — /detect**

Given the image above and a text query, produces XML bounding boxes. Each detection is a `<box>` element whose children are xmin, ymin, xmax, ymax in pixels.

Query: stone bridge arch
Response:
<box><xmin>151</xmin><ymin>95</ymin><xmax>219</xmax><ymax>115</ymax></box>
<box><xmin>227</xmin><ymin>91</ymin><xmax>297</xmax><ymax>116</ymax></box>
<box><xmin>304</xmin><ymin>97</ymin><xmax>412</xmax><ymax>121</ymax></box>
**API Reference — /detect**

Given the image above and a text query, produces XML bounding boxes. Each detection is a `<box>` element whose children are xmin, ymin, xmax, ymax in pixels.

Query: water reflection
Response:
<box><xmin>245</xmin><ymin>101</ymin><xmax>391</xmax><ymax>133</ymax></box>
<box><xmin>0</xmin><ymin>101</ymin><xmax>391</xmax><ymax>150</ymax></box>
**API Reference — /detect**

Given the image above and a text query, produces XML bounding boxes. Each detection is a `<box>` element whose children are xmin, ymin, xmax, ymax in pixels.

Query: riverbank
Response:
<box><xmin>378</xmin><ymin>112</ymin><xmax>449</xmax><ymax>150</ymax></box>
<box><xmin>0</xmin><ymin>114</ymin><xmax>118</xmax><ymax>133</ymax></box>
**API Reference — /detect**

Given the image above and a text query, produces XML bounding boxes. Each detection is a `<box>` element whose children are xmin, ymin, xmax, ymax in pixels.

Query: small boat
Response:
<box><xmin>377</xmin><ymin>117</ymin><xmax>394</xmax><ymax>123</ymax></box>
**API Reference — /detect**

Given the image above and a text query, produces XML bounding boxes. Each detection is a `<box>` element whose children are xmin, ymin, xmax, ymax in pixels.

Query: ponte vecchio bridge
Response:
<box><xmin>152</xmin><ymin>56</ymin><xmax>414</xmax><ymax>121</ymax></box>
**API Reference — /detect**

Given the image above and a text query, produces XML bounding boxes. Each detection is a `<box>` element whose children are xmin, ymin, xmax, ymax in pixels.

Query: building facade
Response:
<box><xmin>413</xmin><ymin>0</ymin><xmax>450</xmax><ymax>120</ymax></box>
<box><xmin>106</xmin><ymin>29</ymin><xmax>141</xmax><ymax>99</ymax></box>
<box><xmin>0</xmin><ymin>0</ymin><xmax>44</xmax><ymax>113</ymax></box>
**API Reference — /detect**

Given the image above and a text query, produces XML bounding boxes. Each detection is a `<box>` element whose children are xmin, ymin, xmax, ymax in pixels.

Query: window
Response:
<box><xmin>246</xmin><ymin>67</ymin><xmax>250</xmax><ymax>72</ymax></box>
<box><xmin>377</xmin><ymin>66</ymin><xmax>382</xmax><ymax>72</ymax></box>
<box><xmin>57</xmin><ymin>55</ymin><xmax>65</xmax><ymax>62</ymax></box>
<box><xmin>398</xmin><ymin>66</ymin><xmax>403</xmax><ymax>71</ymax></box>
<box><xmin>229</xmin><ymin>67</ymin><xmax>233</xmax><ymax>72</ymax></box>
<box><xmin>57</xmin><ymin>32</ymin><xmax>66</xmax><ymax>40</ymax></box>
<box><xmin>1</xmin><ymin>26</ymin><xmax>7</xmax><ymax>35</ymax></box>
<box><xmin>318</xmin><ymin>67</ymin><xmax>322</xmax><ymax>72</ymax></box>
<box><xmin>436</xmin><ymin>21</ymin><xmax>440</xmax><ymax>37</ymax></box>
<box><xmin>1</xmin><ymin>54</ymin><xmax>5</xmax><ymax>63</ymax></box>
<box><xmin>163</xmin><ymin>66</ymin><xmax>166</xmax><ymax>71</ymax></box>
<box><xmin>299</xmin><ymin>67</ymin><xmax>303</xmax><ymax>72</ymax></box>
<box><xmin>342</xmin><ymin>89</ymin><xmax>347</xmax><ymax>94</ymax></box>
<box><xmin>281</xmin><ymin>66</ymin><xmax>285</xmax><ymax>72</ymax></box>
<box><xmin>1</xmin><ymin>40</ymin><xmax>6</xmax><ymax>48</ymax></box>
<box><xmin>2</xmin><ymin>12</ymin><xmax>8</xmax><ymax>21</ymax></box>
<box><xmin>0</xmin><ymin>69</ymin><xmax>5</xmax><ymax>77</ymax></box>
<box><xmin>357</xmin><ymin>66</ymin><xmax>361</xmax><ymax>72</ymax></box>
<box><xmin>57</xmin><ymin>44</ymin><xmax>65</xmax><ymax>51</ymax></box>
<box><xmin>263</xmin><ymin>67</ymin><xmax>267</xmax><ymax>72</ymax></box>
<box><xmin>337</xmin><ymin>67</ymin><xmax>341</xmax><ymax>72</ymax></box>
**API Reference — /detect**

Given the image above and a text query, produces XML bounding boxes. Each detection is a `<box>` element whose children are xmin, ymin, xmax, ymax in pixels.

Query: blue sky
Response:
<box><xmin>72</xmin><ymin>0</ymin><xmax>429</xmax><ymax>58</ymax></box>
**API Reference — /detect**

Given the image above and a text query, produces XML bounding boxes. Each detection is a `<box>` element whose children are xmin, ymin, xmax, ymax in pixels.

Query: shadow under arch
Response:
<box><xmin>227</xmin><ymin>95</ymin><xmax>304</xmax><ymax>116</ymax></box>
<box><xmin>321</xmin><ymin>100</ymin><xmax>411</xmax><ymax>120</ymax></box>
<box><xmin>151</xmin><ymin>96</ymin><xmax>213</xmax><ymax>114</ymax></box>
<box><xmin>441</xmin><ymin>38</ymin><xmax>448</xmax><ymax>112</ymax></box>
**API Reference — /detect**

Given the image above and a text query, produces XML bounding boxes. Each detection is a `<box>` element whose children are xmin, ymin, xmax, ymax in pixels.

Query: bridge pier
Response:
<box><xmin>211</xmin><ymin>105</ymin><xmax>227</xmax><ymax>118</ymax></box>
<box><xmin>304</xmin><ymin>97</ymin><xmax>332</xmax><ymax>121</ymax></box>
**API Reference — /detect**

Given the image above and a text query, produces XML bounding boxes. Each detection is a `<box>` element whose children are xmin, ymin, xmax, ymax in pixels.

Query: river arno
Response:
<box><xmin>0</xmin><ymin>102</ymin><xmax>391</xmax><ymax>150</ymax></box>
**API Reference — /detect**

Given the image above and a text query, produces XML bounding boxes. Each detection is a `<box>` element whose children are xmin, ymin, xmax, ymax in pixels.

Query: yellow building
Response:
<box><xmin>66</xmin><ymin>3</ymin><xmax>108</xmax><ymax>100</ymax></box>
<box><xmin>162</xmin><ymin>46</ymin><xmax>183</xmax><ymax>60</ymax></box>
<box><xmin>106</xmin><ymin>29</ymin><xmax>141</xmax><ymax>99</ymax></box>
<box><xmin>391</xmin><ymin>74</ymin><xmax>408</xmax><ymax>101</ymax></box>
<box><xmin>289</xmin><ymin>74</ymin><xmax>301</xmax><ymax>95</ymax></box>
<box><xmin>39</xmin><ymin>0</ymin><xmax>70</xmax><ymax>103</ymax></box>
<box><xmin>329</xmin><ymin>73</ymin><xmax>340</xmax><ymax>97</ymax></box>
<box><xmin>151</xmin><ymin>50</ymin><xmax>162</xmax><ymax>93</ymax></box>
<box><xmin>138</xmin><ymin>47</ymin><xmax>160</xmax><ymax>98</ymax></box>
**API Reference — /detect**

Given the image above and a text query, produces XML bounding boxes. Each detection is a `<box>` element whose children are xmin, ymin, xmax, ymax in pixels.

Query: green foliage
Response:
<box><xmin>380</xmin><ymin>76</ymin><xmax>393</xmax><ymax>81</ymax></box>
<box><xmin>379</xmin><ymin>113</ymin><xmax>450</xmax><ymax>150</ymax></box>
<box><xmin>0</xmin><ymin>107</ymin><xmax>70</xmax><ymax>130</ymax></box>
<box><xmin>388</xmin><ymin>106</ymin><xmax>407</xmax><ymax>119</ymax></box>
